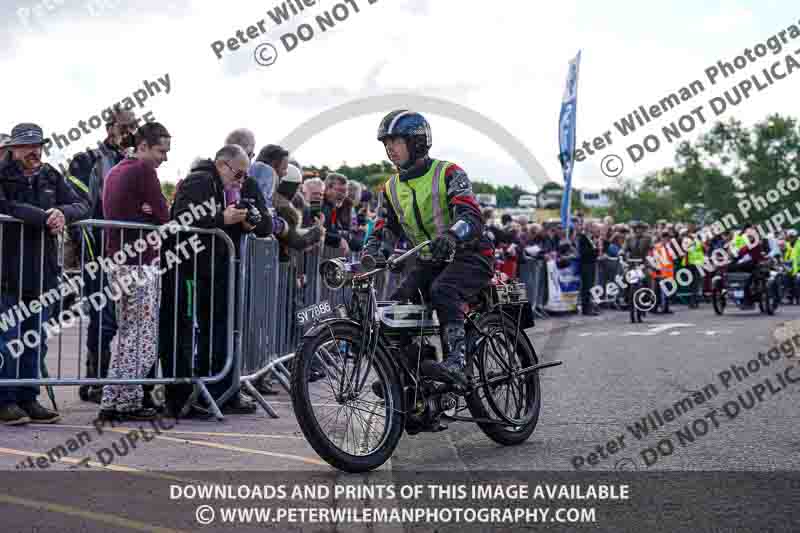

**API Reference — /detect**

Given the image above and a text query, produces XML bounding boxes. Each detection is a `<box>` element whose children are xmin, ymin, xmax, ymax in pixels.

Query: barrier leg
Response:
<box><xmin>241</xmin><ymin>379</ymin><xmax>280</xmax><ymax>419</ymax></box>
<box><xmin>180</xmin><ymin>385</ymin><xmax>202</xmax><ymax>418</ymax></box>
<box><xmin>273</xmin><ymin>361</ymin><xmax>292</xmax><ymax>393</ymax></box>
<box><xmin>198</xmin><ymin>382</ymin><xmax>224</xmax><ymax>421</ymax></box>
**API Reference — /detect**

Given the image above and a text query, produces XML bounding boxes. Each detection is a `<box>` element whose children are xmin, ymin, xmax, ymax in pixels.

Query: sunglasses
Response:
<box><xmin>223</xmin><ymin>161</ymin><xmax>248</xmax><ymax>181</ymax></box>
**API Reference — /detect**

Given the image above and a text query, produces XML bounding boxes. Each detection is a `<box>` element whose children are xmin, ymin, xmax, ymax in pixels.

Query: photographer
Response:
<box><xmin>302</xmin><ymin>177</ymin><xmax>325</xmax><ymax>227</ymax></box>
<box><xmin>321</xmin><ymin>172</ymin><xmax>351</xmax><ymax>255</ymax></box>
<box><xmin>272</xmin><ymin>164</ymin><xmax>324</xmax><ymax>261</ymax></box>
<box><xmin>159</xmin><ymin>145</ymin><xmax>272</xmax><ymax>417</ymax></box>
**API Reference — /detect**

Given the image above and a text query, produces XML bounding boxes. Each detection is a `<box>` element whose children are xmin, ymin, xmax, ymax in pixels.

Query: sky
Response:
<box><xmin>2</xmin><ymin>0</ymin><xmax>799</xmax><ymax>192</ymax></box>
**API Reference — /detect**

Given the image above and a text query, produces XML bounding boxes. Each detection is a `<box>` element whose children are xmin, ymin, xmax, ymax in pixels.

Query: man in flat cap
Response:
<box><xmin>0</xmin><ymin>123</ymin><xmax>88</xmax><ymax>426</ymax></box>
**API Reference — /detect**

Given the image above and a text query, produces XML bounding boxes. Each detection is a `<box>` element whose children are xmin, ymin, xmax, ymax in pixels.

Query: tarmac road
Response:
<box><xmin>2</xmin><ymin>303</ymin><xmax>799</xmax><ymax>473</ymax></box>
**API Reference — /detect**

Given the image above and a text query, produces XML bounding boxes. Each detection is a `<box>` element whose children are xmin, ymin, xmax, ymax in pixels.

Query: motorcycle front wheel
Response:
<box><xmin>290</xmin><ymin>322</ymin><xmax>405</xmax><ymax>473</ymax></box>
<box><xmin>712</xmin><ymin>287</ymin><xmax>726</xmax><ymax>315</ymax></box>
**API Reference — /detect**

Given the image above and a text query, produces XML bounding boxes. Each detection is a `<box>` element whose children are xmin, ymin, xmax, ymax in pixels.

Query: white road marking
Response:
<box><xmin>623</xmin><ymin>323</ymin><xmax>695</xmax><ymax>336</ymax></box>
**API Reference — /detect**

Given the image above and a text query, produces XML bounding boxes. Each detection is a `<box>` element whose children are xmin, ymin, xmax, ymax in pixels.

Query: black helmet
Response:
<box><xmin>630</xmin><ymin>220</ymin><xmax>648</xmax><ymax>230</ymax></box>
<box><xmin>377</xmin><ymin>110</ymin><xmax>432</xmax><ymax>166</ymax></box>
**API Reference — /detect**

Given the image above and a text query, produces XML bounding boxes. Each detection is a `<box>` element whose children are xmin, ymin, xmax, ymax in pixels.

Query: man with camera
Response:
<box><xmin>321</xmin><ymin>172</ymin><xmax>352</xmax><ymax>255</ymax></box>
<box><xmin>159</xmin><ymin>144</ymin><xmax>272</xmax><ymax>417</ymax></box>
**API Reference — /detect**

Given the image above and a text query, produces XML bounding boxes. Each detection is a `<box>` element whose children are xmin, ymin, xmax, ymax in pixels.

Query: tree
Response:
<box><xmin>161</xmin><ymin>181</ymin><xmax>176</xmax><ymax>201</ymax></box>
<box><xmin>472</xmin><ymin>181</ymin><xmax>496</xmax><ymax>194</ymax></box>
<box><xmin>603</xmin><ymin>113</ymin><xmax>800</xmax><ymax>227</ymax></box>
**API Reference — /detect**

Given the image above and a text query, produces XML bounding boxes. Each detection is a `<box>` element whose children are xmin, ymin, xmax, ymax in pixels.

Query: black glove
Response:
<box><xmin>430</xmin><ymin>232</ymin><xmax>457</xmax><ymax>263</ymax></box>
<box><xmin>387</xmin><ymin>254</ymin><xmax>405</xmax><ymax>273</ymax></box>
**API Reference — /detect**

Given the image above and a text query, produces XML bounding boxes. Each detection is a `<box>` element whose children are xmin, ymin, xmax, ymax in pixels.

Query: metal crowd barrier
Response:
<box><xmin>236</xmin><ymin>237</ymin><xmax>409</xmax><ymax>417</ymax></box>
<box><xmin>595</xmin><ymin>256</ymin><xmax>624</xmax><ymax>308</ymax></box>
<box><xmin>0</xmin><ymin>215</ymin><xmax>237</xmax><ymax>421</ymax></box>
<box><xmin>518</xmin><ymin>256</ymin><xmax>549</xmax><ymax>319</ymax></box>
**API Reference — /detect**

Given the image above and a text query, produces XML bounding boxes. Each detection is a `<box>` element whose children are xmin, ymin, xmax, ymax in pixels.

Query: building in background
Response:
<box><xmin>476</xmin><ymin>193</ymin><xmax>497</xmax><ymax>208</ymax></box>
<box><xmin>535</xmin><ymin>182</ymin><xmax>563</xmax><ymax>209</ymax></box>
<box><xmin>579</xmin><ymin>190</ymin><xmax>610</xmax><ymax>208</ymax></box>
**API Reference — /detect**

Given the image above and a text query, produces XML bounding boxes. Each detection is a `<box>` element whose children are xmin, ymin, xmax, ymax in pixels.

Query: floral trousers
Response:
<box><xmin>101</xmin><ymin>265</ymin><xmax>161</xmax><ymax>413</ymax></box>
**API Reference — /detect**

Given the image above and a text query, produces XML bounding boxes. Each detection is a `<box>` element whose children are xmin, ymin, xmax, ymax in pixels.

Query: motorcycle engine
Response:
<box><xmin>407</xmin><ymin>391</ymin><xmax>457</xmax><ymax>433</ymax></box>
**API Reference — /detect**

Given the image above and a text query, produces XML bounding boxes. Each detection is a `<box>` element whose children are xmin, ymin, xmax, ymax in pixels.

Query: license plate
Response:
<box><xmin>733</xmin><ymin>290</ymin><xmax>744</xmax><ymax>299</ymax></box>
<box><xmin>296</xmin><ymin>301</ymin><xmax>333</xmax><ymax>326</ymax></box>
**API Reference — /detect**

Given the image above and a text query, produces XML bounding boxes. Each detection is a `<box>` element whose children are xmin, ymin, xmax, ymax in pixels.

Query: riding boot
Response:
<box><xmin>422</xmin><ymin>324</ymin><xmax>468</xmax><ymax>391</ymax></box>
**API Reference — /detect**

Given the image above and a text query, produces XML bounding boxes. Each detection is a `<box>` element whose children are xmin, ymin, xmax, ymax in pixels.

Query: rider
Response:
<box><xmin>786</xmin><ymin>229</ymin><xmax>799</xmax><ymax>304</ymax></box>
<box><xmin>364</xmin><ymin>110</ymin><xmax>494</xmax><ymax>390</ymax></box>
<box><xmin>728</xmin><ymin>224</ymin><xmax>767</xmax><ymax>305</ymax></box>
<box><xmin>622</xmin><ymin>220</ymin><xmax>654</xmax><ymax>304</ymax></box>
<box><xmin>623</xmin><ymin>220</ymin><xmax>652</xmax><ymax>259</ymax></box>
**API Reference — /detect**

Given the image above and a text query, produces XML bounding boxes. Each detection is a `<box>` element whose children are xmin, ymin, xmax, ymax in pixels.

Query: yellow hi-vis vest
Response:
<box><xmin>386</xmin><ymin>160</ymin><xmax>453</xmax><ymax>257</ymax></box>
<box><xmin>66</xmin><ymin>175</ymin><xmax>95</xmax><ymax>260</ymax></box>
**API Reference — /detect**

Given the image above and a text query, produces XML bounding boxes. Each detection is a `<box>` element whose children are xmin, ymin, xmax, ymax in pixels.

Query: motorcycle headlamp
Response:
<box><xmin>319</xmin><ymin>258</ymin><xmax>355</xmax><ymax>290</ymax></box>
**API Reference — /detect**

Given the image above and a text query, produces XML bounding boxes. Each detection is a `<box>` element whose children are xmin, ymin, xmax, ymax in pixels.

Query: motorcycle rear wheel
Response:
<box><xmin>465</xmin><ymin>312</ymin><xmax>541</xmax><ymax>446</ymax></box>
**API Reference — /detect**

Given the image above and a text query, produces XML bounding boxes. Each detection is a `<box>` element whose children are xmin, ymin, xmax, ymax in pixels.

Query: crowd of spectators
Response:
<box><xmin>479</xmin><ymin>210</ymin><xmax>797</xmax><ymax>317</ymax></box>
<box><xmin>0</xmin><ymin>112</ymin><xmax>382</xmax><ymax>426</ymax></box>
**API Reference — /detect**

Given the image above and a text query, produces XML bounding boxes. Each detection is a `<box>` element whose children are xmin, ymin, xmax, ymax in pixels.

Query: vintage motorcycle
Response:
<box><xmin>623</xmin><ymin>258</ymin><xmax>656</xmax><ymax>323</ymax></box>
<box><xmin>711</xmin><ymin>258</ymin><xmax>781</xmax><ymax>315</ymax></box>
<box><xmin>289</xmin><ymin>240</ymin><xmax>562</xmax><ymax>473</ymax></box>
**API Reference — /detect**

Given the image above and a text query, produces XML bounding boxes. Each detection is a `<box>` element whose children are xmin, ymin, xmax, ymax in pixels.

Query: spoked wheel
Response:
<box><xmin>629</xmin><ymin>287</ymin><xmax>637</xmax><ymax>323</ymax></box>
<box><xmin>712</xmin><ymin>287</ymin><xmax>727</xmax><ymax>315</ymax></box>
<box><xmin>465</xmin><ymin>312</ymin><xmax>541</xmax><ymax>446</ymax></box>
<box><xmin>290</xmin><ymin>322</ymin><xmax>404</xmax><ymax>473</ymax></box>
<box><xmin>761</xmin><ymin>287</ymin><xmax>776</xmax><ymax>316</ymax></box>
<box><xmin>629</xmin><ymin>285</ymin><xmax>646</xmax><ymax>323</ymax></box>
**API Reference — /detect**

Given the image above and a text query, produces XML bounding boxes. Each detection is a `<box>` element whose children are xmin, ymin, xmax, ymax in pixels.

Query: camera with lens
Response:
<box><xmin>308</xmin><ymin>200</ymin><xmax>323</xmax><ymax>221</ymax></box>
<box><xmin>236</xmin><ymin>197</ymin><xmax>262</xmax><ymax>226</ymax></box>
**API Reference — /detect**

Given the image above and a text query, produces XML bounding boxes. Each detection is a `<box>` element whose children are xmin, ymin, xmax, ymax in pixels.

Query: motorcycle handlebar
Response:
<box><xmin>360</xmin><ymin>240</ymin><xmax>433</xmax><ymax>272</ymax></box>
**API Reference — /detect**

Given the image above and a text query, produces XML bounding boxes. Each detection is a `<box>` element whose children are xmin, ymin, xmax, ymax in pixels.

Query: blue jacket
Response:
<box><xmin>249</xmin><ymin>161</ymin><xmax>275</xmax><ymax>208</ymax></box>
